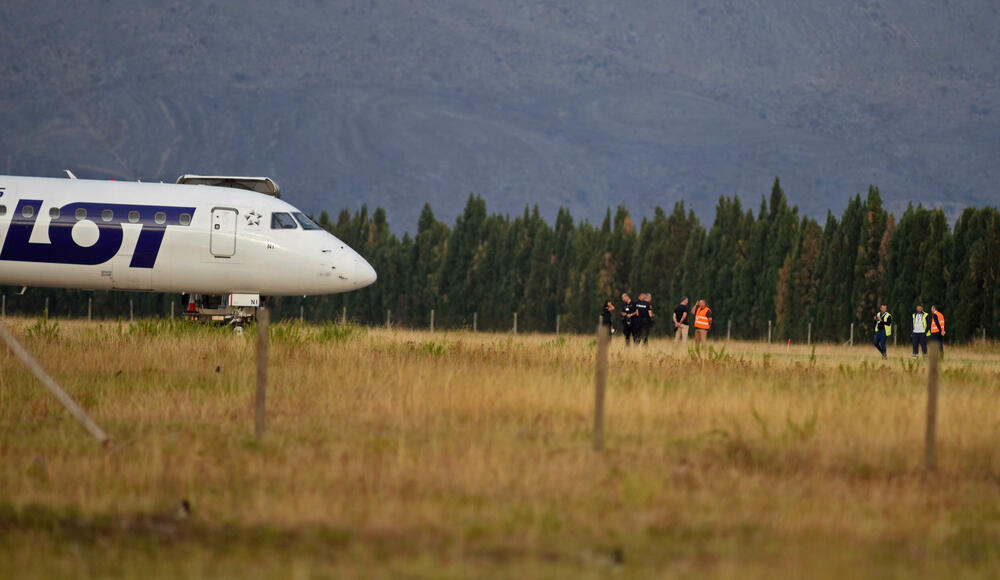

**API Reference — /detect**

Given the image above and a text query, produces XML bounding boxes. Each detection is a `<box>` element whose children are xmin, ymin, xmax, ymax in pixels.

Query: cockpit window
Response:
<box><xmin>293</xmin><ymin>212</ymin><xmax>322</xmax><ymax>230</ymax></box>
<box><xmin>271</xmin><ymin>212</ymin><xmax>298</xmax><ymax>229</ymax></box>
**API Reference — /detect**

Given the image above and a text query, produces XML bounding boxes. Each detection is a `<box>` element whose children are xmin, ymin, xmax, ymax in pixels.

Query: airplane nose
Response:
<box><xmin>354</xmin><ymin>256</ymin><xmax>377</xmax><ymax>288</ymax></box>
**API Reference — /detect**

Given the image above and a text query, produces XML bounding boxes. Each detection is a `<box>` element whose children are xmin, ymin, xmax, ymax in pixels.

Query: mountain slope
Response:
<box><xmin>1</xmin><ymin>0</ymin><xmax>997</xmax><ymax>229</ymax></box>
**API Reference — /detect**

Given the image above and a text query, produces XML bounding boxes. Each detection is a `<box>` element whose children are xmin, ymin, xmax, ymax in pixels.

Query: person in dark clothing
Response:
<box><xmin>621</xmin><ymin>293</ymin><xmax>637</xmax><ymax>345</ymax></box>
<box><xmin>673</xmin><ymin>297</ymin><xmax>690</xmax><ymax>346</ymax></box>
<box><xmin>600</xmin><ymin>300</ymin><xmax>615</xmax><ymax>337</ymax></box>
<box><xmin>634</xmin><ymin>292</ymin><xmax>654</xmax><ymax>344</ymax></box>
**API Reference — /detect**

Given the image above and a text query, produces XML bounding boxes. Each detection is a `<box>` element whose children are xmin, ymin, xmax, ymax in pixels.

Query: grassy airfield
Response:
<box><xmin>1</xmin><ymin>317</ymin><xmax>999</xmax><ymax>579</ymax></box>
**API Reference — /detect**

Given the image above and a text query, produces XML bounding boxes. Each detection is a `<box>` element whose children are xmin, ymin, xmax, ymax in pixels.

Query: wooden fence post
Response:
<box><xmin>44</xmin><ymin>297</ymin><xmax>49</xmax><ymax>319</ymax></box>
<box><xmin>768</xmin><ymin>320</ymin><xmax>772</xmax><ymax>344</ymax></box>
<box><xmin>430</xmin><ymin>309</ymin><xmax>435</xmax><ymax>332</ymax></box>
<box><xmin>473</xmin><ymin>312</ymin><xmax>478</xmax><ymax>332</ymax></box>
<box><xmin>513</xmin><ymin>312</ymin><xmax>518</xmax><ymax>335</ymax></box>
<box><xmin>807</xmin><ymin>321</ymin><xmax>812</xmax><ymax>346</ymax></box>
<box><xmin>88</xmin><ymin>297</ymin><xmax>92</xmax><ymax>322</ymax></box>
<box><xmin>0</xmin><ymin>321</ymin><xmax>110</xmax><ymax>444</ymax></box>
<box><xmin>727</xmin><ymin>319</ymin><xmax>731</xmax><ymax>342</ymax></box>
<box><xmin>255</xmin><ymin>307</ymin><xmax>269</xmax><ymax>440</ymax></box>
<box><xmin>556</xmin><ymin>314</ymin><xmax>560</xmax><ymax>336</ymax></box>
<box><xmin>386</xmin><ymin>309</ymin><xmax>392</xmax><ymax>329</ymax></box>
<box><xmin>129</xmin><ymin>299</ymin><xmax>134</xmax><ymax>322</ymax></box>
<box><xmin>299</xmin><ymin>304</ymin><xmax>304</xmax><ymax>324</ymax></box>
<box><xmin>849</xmin><ymin>323</ymin><xmax>854</xmax><ymax>347</ymax></box>
<box><xmin>341</xmin><ymin>307</ymin><xmax>347</xmax><ymax>325</ymax></box>
<box><xmin>171</xmin><ymin>301</ymin><xmax>175</xmax><ymax>320</ymax></box>
<box><xmin>925</xmin><ymin>347</ymin><xmax>940</xmax><ymax>472</ymax></box>
<box><xmin>593</xmin><ymin>323</ymin><xmax>609</xmax><ymax>452</ymax></box>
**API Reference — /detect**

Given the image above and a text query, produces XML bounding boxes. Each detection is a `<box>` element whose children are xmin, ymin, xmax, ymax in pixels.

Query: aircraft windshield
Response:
<box><xmin>293</xmin><ymin>212</ymin><xmax>322</xmax><ymax>230</ymax></box>
<box><xmin>271</xmin><ymin>212</ymin><xmax>298</xmax><ymax>229</ymax></box>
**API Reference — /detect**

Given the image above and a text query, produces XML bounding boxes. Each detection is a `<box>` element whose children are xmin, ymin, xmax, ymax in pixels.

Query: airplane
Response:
<box><xmin>0</xmin><ymin>173</ymin><xmax>376</xmax><ymax>321</ymax></box>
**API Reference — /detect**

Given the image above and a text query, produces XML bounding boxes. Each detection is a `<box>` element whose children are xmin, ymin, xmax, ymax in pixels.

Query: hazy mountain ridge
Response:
<box><xmin>1</xmin><ymin>0</ymin><xmax>997</xmax><ymax>230</ymax></box>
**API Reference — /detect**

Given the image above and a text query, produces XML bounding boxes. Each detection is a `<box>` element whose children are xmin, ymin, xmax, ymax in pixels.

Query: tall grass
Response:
<box><xmin>1</xmin><ymin>317</ymin><xmax>999</xmax><ymax>578</ymax></box>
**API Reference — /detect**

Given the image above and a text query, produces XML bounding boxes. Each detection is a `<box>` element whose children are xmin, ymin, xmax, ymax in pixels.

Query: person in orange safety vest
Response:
<box><xmin>929</xmin><ymin>305</ymin><xmax>946</xmax><ymax>355</ymax></box>
<box><xmin>693</xmin><ymin>299</ymin><xmax>712</xmax><ymax>346</ymax></box>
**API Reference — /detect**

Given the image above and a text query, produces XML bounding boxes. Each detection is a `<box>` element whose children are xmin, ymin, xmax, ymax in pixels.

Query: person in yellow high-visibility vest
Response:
<box><xmin>872</xmin><ymin>304</ymin><xmax>893</xmax><ymax>360</ymax></box>
<box><xmin>693</xmin><ymin>299</ymin><xmax>712</xmax><ymax>346</ymax></box>
<box><xmin>911</xmin><ymin>304</ymin><xmax>930</xmax><ymax>358</ymax></box>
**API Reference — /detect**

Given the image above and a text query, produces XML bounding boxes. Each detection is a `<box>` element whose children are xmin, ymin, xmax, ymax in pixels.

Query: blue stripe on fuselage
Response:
<box><xmin>0</xmin><ymin>200</ymin><xmax>196</xmax><ymax>268</ymax></box>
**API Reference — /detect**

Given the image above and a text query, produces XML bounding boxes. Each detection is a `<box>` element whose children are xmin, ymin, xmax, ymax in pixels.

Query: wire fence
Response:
<box><xmin>2</xmin><ymin>291</ymin><xmax>993</xmax><ymax>347</ymax></box>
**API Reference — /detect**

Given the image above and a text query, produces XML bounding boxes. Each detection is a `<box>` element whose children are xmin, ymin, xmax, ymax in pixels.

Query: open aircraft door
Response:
<box><xmin>210</xmin><ymin>208</ymin><xmax>237</xmax><ymax>257</ymax></box>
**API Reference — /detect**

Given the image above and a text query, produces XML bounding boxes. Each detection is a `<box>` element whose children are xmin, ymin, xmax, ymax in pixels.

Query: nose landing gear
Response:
<box><xmin>181</xmin><ymin>293</ymin><xmax>263</xmax><ymax>331</ymax></box>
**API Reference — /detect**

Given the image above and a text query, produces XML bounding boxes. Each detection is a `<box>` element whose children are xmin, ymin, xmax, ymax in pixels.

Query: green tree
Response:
<box><xmin>412</xmin><ymin>204</ymin><xmax>449</xmax><ymax>321</ymax></box>
<box><xmin>523</xmin><ymin>208</ymin><xmax>556</xmax><ymax>331</ymax></box>
<box><xmin>441</xmin><ymin>194</ymin><xmax>487</xmax><ymax>326</ymax></box>
<box><xmin>758</xmin><ymin>178</ymin><xmax>800</xmax><ymax>336</ymax></box>
<box><xmin>948</xmin><ymin>207</ymin><xmax>1000</xmax><ymax>340</ymax></box>
<box><xmin>851</xmin><ymin>186</ymin><xmax>891</xmax><ymax>341</ymax></box>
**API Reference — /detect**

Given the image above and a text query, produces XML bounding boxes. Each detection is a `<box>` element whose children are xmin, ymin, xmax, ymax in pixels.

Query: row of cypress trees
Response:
<box><xmin>2</xmin><ymin>178</ymin><xmax>997</xmax><ymax>342</ymax></box>
<box><xmin>306</xmin><ymin>178</ymin><xmax>998</xmax><ymax>342</ymax></box>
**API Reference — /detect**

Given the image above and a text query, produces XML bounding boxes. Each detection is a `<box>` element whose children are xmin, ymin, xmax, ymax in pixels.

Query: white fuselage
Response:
<box><xmin>0</xmin><ymin>175</ymin><xmax>376</xmax><ymax>295</ymax></box>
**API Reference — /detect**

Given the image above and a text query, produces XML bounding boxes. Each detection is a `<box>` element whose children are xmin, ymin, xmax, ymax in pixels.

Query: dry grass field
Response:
<box><xmin>2</xmin><ymin>316</ymin><xmax>1000</xmax><ymax>579</ymax></box>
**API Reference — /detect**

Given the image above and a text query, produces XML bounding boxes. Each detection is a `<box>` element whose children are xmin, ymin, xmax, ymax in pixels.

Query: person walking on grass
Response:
<box><xmin>930</xmin><ymin>305</ymin><xmax>946</xmax><ymax>355</ymax></box>
<box><xmin>693</xmin><ymin>299</ymin><xmax>712</xmax><ymax>346</ymax></box>
<box><xmin>673</xmin><ymin>297</ymin><xmax>690</xmax><ymax>346</ymax></box>
<box><xmin>872</xmin><ymin>304</ymin><xmax>893</xmax><ymax>360</ymax></box>
<box><xmin>912</xmin><ymin>304</ymin><xmax>929</xmax><ymax>358</ymax></box>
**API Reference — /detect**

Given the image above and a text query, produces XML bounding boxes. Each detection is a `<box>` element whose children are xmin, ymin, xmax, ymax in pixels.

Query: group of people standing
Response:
<box><xmin>601</xmin><ymin>294</ymin><xmax>713</xmax><ymax>346</ymax></box>
<box><xmin>872</xmin><ymin>303</ymin><xmax>946</xmax><ymax>359</ymax></box>
<box><xmin>601</xmin><ymin>292</ymin><xmax>654</xmax><ymax>344</ymax></box>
